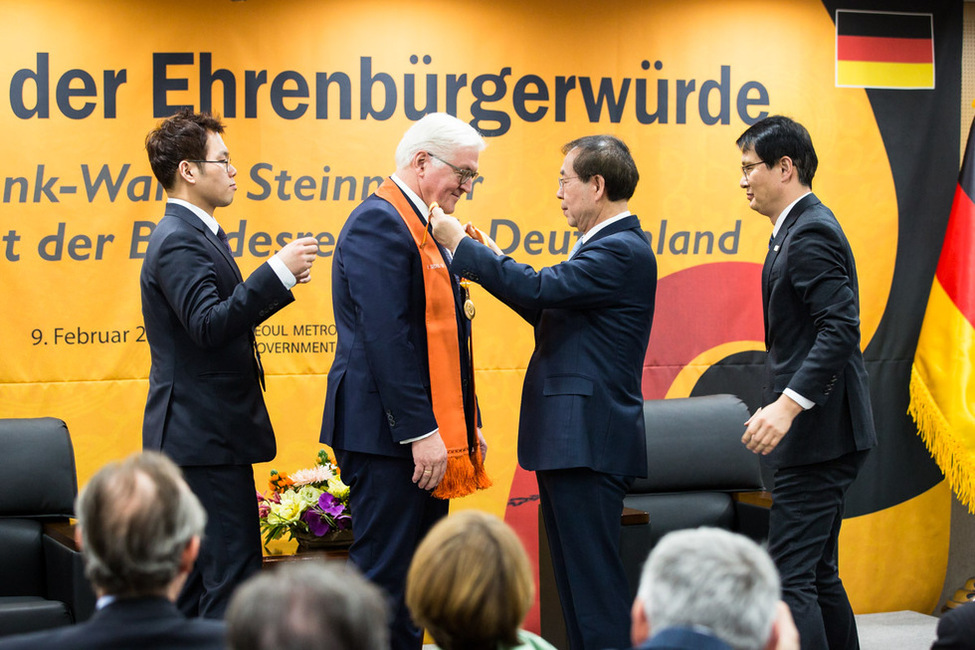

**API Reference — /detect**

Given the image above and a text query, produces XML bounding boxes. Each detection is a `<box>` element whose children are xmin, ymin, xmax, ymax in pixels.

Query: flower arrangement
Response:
<box><xmin>257</xmin><ymin>449</ymin><xmax>351</xmax><ymax>548</ymax></box>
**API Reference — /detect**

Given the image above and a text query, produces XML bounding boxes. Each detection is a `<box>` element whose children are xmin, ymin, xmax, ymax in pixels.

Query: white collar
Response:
<box><xmin>167</xmin><ymin>198</ymin><xmax>220</xmax><ymax>235</ymax></box>
<box><xmin>771</xmin><ymin>192</ymin><xmax>812</xmax><ymax>238</ymax></box>
<box><xmin>581</xmin><ymin>210</ymin><xmax>632</xmax><ymax>244</ymax></box>
<box><xmin>390</xmin><ymin>174</ymin><xmax>429</xmax><ymax>223</ymax></box>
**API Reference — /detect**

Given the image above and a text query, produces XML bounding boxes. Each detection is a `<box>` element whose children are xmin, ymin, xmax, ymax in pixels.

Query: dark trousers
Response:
<box><xmin>336</xmin><ymin>449</ymin><xmax>449</xmax><ymax>650</ymax></box>
<box><xmin>178</xmin><ymin>464</ymin><xmax>263</xmax><ymax>619</ymax></box>
<box><xmin>768</xmin><ymin>450</ymin><xmax>869</xmax><ymax>650</ymax></box>
<box><xmin>537</xmin><ymin>467</ymin><xmax>634</xmax><ymax>650</ymax></box>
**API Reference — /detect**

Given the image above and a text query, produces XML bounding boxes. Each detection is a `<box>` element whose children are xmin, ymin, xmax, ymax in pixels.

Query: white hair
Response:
<box><xmin>637</xmin><ymin>528</ymin><xmax>780</xmax><ymax>650</ymax></box>
<box><xmin>394</xmin><ymin>113</ymin><xmax>486</xmax><ymax>169</ymax></box>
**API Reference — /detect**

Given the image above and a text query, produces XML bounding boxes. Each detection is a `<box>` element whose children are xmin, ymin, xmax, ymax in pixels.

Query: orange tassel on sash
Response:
<box><xmin>375</xmin><ymin>179</ymin><xmax>491</xmax><ymax>499</ymax></box>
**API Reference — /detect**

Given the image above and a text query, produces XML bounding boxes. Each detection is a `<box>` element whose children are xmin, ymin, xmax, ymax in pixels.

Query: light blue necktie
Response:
<box><xmin>569</xmin><ymin>238</ymin><xmax>584</xmax><ymax>259</ymax></box>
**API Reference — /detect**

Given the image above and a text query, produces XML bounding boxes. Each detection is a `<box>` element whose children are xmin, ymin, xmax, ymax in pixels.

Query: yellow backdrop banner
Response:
<box><xmin>0</xmin><ymin>0</ymin><xmax>948</xmax><ymax>617</ymax></box>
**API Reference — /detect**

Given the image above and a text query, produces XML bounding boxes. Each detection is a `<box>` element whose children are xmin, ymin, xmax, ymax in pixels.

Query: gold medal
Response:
<box><xmin>464</xmin><ymin>298</ymin><xmax>476</xmax><ymax>320</ymax></box>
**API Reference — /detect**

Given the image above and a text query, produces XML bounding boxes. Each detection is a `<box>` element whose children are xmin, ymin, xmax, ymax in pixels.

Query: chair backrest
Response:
<box><xmin>630</xmin><ymin>394</ymin><xmax>764</xmax><ymax>494</ymax></box>
<box><xmin>0</xmin><ymin>418</ymin><xmax>77</xmax><ymax>518</ymax></box>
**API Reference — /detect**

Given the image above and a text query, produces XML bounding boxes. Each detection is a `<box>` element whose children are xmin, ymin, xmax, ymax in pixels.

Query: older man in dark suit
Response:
<box><xmin>738</xmin><ymin>116</ymin><xmax>877</xmax><ymax>650</ymax></box>
<box><xmin>140</xmin><ymin>110</ymin><xmax>318</xmax><ymax>618</ymax></box>
<box><xmin>432</xmin><ymin>134</ymin><xmax>657</xmax><ymax>650</ymax></box>
<box><xmin>0</xmin><ymin>452</ymin><xmax>224</xmax><ymax>650</ymax></box>
<box><xmin>320</xmin><ymin>113</ymin><xmax>489</xmax><ymax>650</ymax></box>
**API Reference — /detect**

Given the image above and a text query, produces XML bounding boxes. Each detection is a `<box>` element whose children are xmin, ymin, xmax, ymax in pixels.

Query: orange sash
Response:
<box><xmin>375</xmin><ymin>179</ymin><xmax>491</xmax><ymax>499</ymax></box>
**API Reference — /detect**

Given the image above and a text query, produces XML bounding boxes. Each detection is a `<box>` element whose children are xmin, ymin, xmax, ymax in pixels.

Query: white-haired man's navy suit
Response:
<box><xmin>320</xmin><ymin>183</ymin><xmax>477</xmax><ymax>650</ymax></box>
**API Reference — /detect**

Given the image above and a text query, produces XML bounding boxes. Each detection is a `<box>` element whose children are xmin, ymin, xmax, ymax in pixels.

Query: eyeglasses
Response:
<box><xmin>187</xmin><ymin>158</ymin><xmax>233</xmax><ymax>173</ymax></box>
<box><xmin>558</xmin><ymin>176</ymin><xmax>579</xmax><ymax>189</ymax></box>
<box><xmin>741</xmin><ymin>160</ymin><xmax>765</xmax><ymax>177</ymax></box>
<box><xmin>428</xmin><ymin>153</ymin><xmax>479</xmax><ymax>184</ymax></box>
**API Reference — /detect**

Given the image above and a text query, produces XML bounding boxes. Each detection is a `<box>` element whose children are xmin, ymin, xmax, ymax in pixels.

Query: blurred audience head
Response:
<box><xmin>406</xmin><ymin>510</ymin><xmax>534</xmax><ymax>650</ymax></box>
<box><xmin>76</xmin><ymin>451</ymin><xmax>206</xmax><ymax>599</ymax></box>
<box><xmin>226</xmin><ymin>561</ymin><xmax>388</xmax><ymax>650</ymax></box>
<box><xmin>633</xmin><ymin>527</ymin><xmax>781</xmax><ymax>650</ymax></box>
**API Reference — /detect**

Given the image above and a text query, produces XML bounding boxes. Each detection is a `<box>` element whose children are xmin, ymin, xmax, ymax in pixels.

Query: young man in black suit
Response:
<box><xmin>140</xmin><ymin>111</ymin><xmax>318</xmax><ymax>617</ymax></box>
<box><xmin>738</xmin><ymin>116</ymin><xmax>877</xmax><ymax>650</ymax></box>
<box><xmin>0</xmin><ymin>452</ymin><xmax>224</xmax><ymax>650</ymax></box>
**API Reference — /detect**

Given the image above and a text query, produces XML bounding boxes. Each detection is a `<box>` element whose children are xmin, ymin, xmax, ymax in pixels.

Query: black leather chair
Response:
<box><xmin>539</xmin><ymin>394</ymin><xmax>769</xmax><ymax>647</ymax></box>
<box><xmin>0</xmin><ymin>418</ymin><xmax>96</xmax><ymax>637</ymax></box>
<box><xmin>620</xmin><ymin>394</ymin><xmax>769</xmax><ymax>598</ymax></box>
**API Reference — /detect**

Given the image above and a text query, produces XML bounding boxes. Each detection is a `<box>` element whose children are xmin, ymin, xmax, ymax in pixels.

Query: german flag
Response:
<box><xmin>836</xmin><ymin>10</ymin><xmax>934</xmax><ymax>89</ymax></box>
<box><xmin>910</xmin><ymin>116</ymin><xmax>975</xmax><ymax>511</ymax></box>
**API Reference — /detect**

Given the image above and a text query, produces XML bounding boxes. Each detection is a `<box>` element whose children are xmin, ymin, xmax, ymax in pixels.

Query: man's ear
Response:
<box><xmin>764</xmin><ymin>601</ymin><xmax>799</xmax><ymax>650</ymax></box>
<box><xmin>178</xmin><ymin>160</ymin><xmax>198</xmax><ymax>185</ymax></box>
<box><xmin>631</xmin><ymin>597</ymin><xmax>651</xmax><ymax>646</ymax></box>
<box><xmin>180</xmin><ymin>535</ymin><xmax>201</xmax><ymax>573</ymax></box>
<box><xmin>591</xmin><ymin>174</ymin><xmax>607</xmax><ymax>200</ymax></box>
<box><xmin>777</xmin><ymin>156</ymin><xmax>796</xmax><ymax>183</ymax></box>
<box><xmin>411</xmin><ymin>150</ymin><xmax>429</xmax><ymax>177</ymax></box>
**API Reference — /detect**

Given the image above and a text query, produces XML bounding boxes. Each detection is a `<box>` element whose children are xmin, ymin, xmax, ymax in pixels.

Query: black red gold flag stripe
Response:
<box><xmin>836</xmin><ymin>10</ymin><xmax>934</xmax><ymax>88</ymax></box>
<box><xmin>910</xmin><ymin>116</ymin><xmax>975</xmax><ymax>510</ymax></box>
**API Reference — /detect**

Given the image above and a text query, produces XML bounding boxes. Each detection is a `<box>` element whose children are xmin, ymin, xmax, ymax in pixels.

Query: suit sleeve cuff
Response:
<box><xmin>400</xmin><ymin>428</ymin><xmax>437</xmax><ymax>444</ymax></box>
<box><xmin>783</xmin><ymin>388</ymin><xmax>814</xmax><ymax>410</ymax></box>
<box><xmin>268</xmin><ymin>254</ymin><xmax>297</xmax><ymax>289</ymax></box>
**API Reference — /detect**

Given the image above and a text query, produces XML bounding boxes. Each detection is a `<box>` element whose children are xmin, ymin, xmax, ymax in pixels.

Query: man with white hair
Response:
<box><xmin>630</xmin><ymin>527</ymin><xmax>798</xmax><ymax>650</ymax></box>
<box><xmin>320</xmin><ymin>113</ymin><xmax>490</xmax><ymax>650</ymax></box>
<box><xmin>0</xmin><ymin>452</ymin><xmax>223</xmax><ymax>650</ymax></box>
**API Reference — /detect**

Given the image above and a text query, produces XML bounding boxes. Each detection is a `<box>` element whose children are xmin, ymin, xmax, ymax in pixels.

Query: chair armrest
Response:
<box><xmin>622</xmin><ymin>506</ymin><xmax>650</xmax><ymax>526</ymax></box>
<box><xmin>41</xmin><ymin>521</ymin><xmax>78</xmax><ymax>551</ymax></box>
<box><xmin>732</xmin><ymin>490</ymin><xmax>773</xmax><ymax>508</ymax></box>
<box><xmin>42</xmin><ymin>521</ymin><xmax>96</xmax><ymax>623</ymax></box>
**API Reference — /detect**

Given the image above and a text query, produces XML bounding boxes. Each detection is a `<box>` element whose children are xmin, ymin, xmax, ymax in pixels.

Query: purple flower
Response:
<box><xmin>302</xmin><ymin>509</ymin><xmax>332</xmax><ymax>536</ymax></box>
<box><xmin>256</xmin><ymin>491</ymin><xmax>270</xmax><ymax>518</ymax></box>
<box><xmin>318</xmin><ymin>492</ymin><xmax>346</xmax><ymax>517</ymax></box>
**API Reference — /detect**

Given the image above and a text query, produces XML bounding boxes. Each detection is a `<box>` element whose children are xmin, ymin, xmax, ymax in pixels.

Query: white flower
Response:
<box><xmin>291</xmin><ymin>465</ymin><xmax>335</xmax><ymax>486</ymax></box>
<box><xmin>296</xmin><ymin>485</ymin><xmax>323</xmax><ymax>509</ymax></box>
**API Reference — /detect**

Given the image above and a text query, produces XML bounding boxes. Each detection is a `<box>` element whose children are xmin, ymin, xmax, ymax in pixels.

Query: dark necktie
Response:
<box><xmin>768</xmin><ymin>234</ymin><xmax>775</xmax><ymax>249</ymax></box>
<box><xmin>216</xmin><ymin>226</ymin><xmax>233</xmax><ymax>255</ymax></box>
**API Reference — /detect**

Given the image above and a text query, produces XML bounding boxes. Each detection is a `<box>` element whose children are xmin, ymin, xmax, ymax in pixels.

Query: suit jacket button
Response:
<box><xmin>385</xmin><ymin>410</ymin><xmax>395</xmax><ymax>427</ymax></box>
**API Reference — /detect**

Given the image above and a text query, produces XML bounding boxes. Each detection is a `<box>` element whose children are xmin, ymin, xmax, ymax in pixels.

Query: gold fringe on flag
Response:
<box><xmin>909</xmin><ymin>364</ymin><xmax>975</xmax><ymax>513</ymax></box>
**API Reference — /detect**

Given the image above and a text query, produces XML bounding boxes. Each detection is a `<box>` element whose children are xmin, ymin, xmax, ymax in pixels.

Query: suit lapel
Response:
<box><xmin>166</xmin><ymin>204</ymin><xmax>243</xmax><ymax>282</ymax></box>
<box><xmin>762</xmin><ymin>193</ymin><xmax>820</xmax><ymax>346</ymax></box>
<box><xmin>384</xmin><ymin>185</ymin><xmax>464</xmax><ymax>315</ymax></box>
